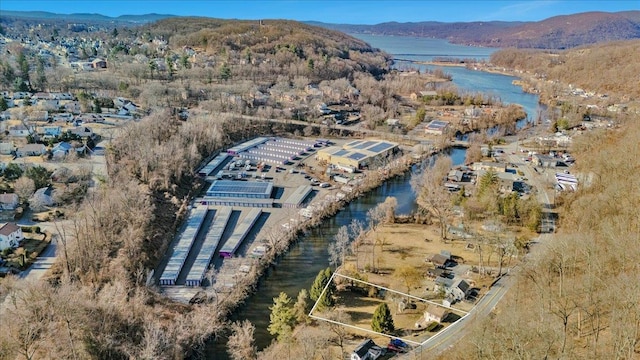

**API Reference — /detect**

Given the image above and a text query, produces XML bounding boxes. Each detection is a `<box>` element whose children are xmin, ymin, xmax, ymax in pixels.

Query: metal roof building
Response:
<box><xmin>159</xmin><ymin>205</ymin><xmax>208</xmax><ymax>286</ymax></box>
<box><xmin>283</xmin><ymin>185</ymin><xmax>313</xmax><ymax>208</ymax></box>
<box><xmin>317</xmin><ymin>139</ymin><xmax>398</xmax><ymax>169</ymax></box>
<box><xmin>226</xmin><ymin>137</ymin><xmax>270</xmax><ymax>155</ymax></box>
<box><xmin>185</xmin><ymin>207</ymin><xmax>233</xmax><ymax>287</ymax></box>
<box><xmin>199</xmin><ymin>197</ymin><xmax>274</xmax><ymax>208</ymax></box>
<box><xmin>425</xmin><ymin>120</ymin><xmax>450</xmax><ymax>135</ymax></box>
<box><xmin>233</xmin><ymin>137</ymin><xmax>317</xmax><ymax>165</ymax></box>
<box><xmin>198</xmin><ymin>153</ymin><xmax>230</xmax><ymax>177</ymax></box>
<box><xmin>206</xmin><ymin>180</ymin><xmax>273</xmax><ymax>199</ymax></box>
<box><xmin>219</xmin><ymin>208</ymin><xmax>262</xmax><ymax>258</ymax></box>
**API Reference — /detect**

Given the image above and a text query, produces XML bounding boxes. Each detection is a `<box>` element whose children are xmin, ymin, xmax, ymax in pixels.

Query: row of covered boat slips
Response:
<box><xmin>185</xmin><ymin>207</ymin><xmax>233</xmax><ymax>287</ymax></box>
<box><xmin>159</xmin><ymin>205</ymin><xmax>208</xmax><ymax>285</ymax></box>
<box><xmin>219</xmin><ymin>208</ymin><xmax>263</xmax><ymax>258</ymax></box>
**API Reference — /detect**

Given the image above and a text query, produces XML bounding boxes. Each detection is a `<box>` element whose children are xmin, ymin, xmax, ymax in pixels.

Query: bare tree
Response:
<box><xmin>227</xmin><ymin>320</ymin><xmax>257</xmax><ymax>360</ymax></box>
<box><xmin>13</xmin><ymin>176</ymin><xmax>35</xmax><ymax>203</ymax></box>
<box><xmin>411</xmin><ymin>155</ymin><xmax>453</xmax><ymax>241</ymax></box>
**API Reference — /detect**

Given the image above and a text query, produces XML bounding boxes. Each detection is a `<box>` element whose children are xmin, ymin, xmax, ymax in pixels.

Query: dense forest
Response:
<box><xmin>446</xmin><ymin>41</ymin><xmax>640</xmax><ymax>360</ymax></box>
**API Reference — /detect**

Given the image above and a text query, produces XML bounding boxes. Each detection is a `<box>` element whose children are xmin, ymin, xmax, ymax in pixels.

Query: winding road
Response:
<box><xmin>401</xmin><ymin>139</ymin><xmax>556</xmax><ymax>358</ymax></box>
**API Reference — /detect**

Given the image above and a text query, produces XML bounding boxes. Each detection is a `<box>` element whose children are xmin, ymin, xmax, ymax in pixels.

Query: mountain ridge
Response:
<box><xmin>0</xmin><ymin>10</ymin><xmax>175</xmax><ymax>24</ymax></box>
<box><xmin>307</xmin><ymin>11</ymin><xmax>640</xmax><ymax>49</ymax></box>
<box><xmin>2</xmin><ymin>10</ymin><xmax>639</xmax><ymax>48</ymax></box>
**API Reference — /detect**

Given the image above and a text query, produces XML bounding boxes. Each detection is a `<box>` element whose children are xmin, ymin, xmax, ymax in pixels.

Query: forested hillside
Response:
<box><xmin>447</xmin><ymin>42</ymin><xmax>640</xmax><ymax>360</ymax></box>
<box><xmin>490</xmin><ymin>40</ymin><xmax>640</xmax><ymax>100</ymax></box>
<box><xmin>144</xmin><ymin>18</ymin><xmax>391</xmax><ymax>82</ymax></box>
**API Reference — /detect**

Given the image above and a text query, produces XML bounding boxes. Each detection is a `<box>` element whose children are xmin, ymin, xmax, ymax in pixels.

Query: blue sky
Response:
<box><xmin>1</xmin><ymin>1</ymin><xmax>637</xmax><ymax>24</ymax></box>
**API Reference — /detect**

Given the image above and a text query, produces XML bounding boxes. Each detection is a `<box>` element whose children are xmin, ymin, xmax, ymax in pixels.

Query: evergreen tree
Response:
<box><xmin>310</xmin><ymin>267</ymin><xmax>335</xmax><ymax>310</ymax></box>
<box><xmin>4</xmin><ymin>163</ymin><xmax>24</xmax><ymax>181</ymax></box>
<box><xmin>310</xmin><ymin>267</ymin><xmax>333</xmax><ymax>301</ymax></box>
<box><xmin>293</xmin><ymin>289</ymin><xmax>309</xmax><ymax>324</ymax></box>
<box><xmin>371</xmin><ymin>303</ymin><xmax>394</xmax><ymax>333</ymax></box>
<box><xmin>0</xmin><ymin>97</ymin><xmax>7</xmax><ymax>111</ymax></box>
<box><xmin>268</xmin><ymin>292</ymin><xmax>295</xmax><ymax>341</ymax></box>
<box><xmin>17</xmin><ymin>51</ymin><xmax>30</xmax><ymax>83</ymax></box>
<box><xmin>478</xmin><ymin>170</ymin><xmax>498</xmax><ymax>195</ymax></box>
<box><xmin>26</xmin><ymin>166</ymin><xmax>52</xmax><ymax>189</ymax></box>
<box><xmin>219</xmin><ymin>63</ymin><xmax>231</xmax><ymax>81</ymax></box>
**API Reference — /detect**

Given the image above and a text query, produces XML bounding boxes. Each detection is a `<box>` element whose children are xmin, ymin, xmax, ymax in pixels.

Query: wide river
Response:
<box><xmin>207</xmin><ymin>35</ymin><xmax>540</xmax><ymax>358</ymax></box>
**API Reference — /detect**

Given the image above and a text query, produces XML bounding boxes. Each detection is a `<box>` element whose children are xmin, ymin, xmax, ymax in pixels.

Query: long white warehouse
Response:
<box><xmin>159</xmin><ymin>205</ymin><xmax>208</xmax><ymax>286</ymax></box>
<box><xmin>185</xmin><ymin>207</ymin><xmax>233</xmax><ymax>287</ymax></box>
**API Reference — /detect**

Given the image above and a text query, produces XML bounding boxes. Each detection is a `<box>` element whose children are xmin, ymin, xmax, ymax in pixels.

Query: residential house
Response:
<box><xmin>70</xmin><ymin>61</ymin><xmax>94</xmax><ymax>71</ymax></box>
<box><xmin>51</xmin><ymin>92</ymin><xmax>74</xmax><ymax>100</ymax></box>
<box><xmin>8</xmin><ymin>124</ymin><xmax>33</xmax><ymax>137</ymax></box>
<box><xmin>52</xmin><ymin>113</ymin><xmax>74</xmax><ymax>123</ymax></box>
<box><xmin>447</xmin><ymin>279</ymin><xmax>471</xmax><ymax>303</ymax></box>
<box><xmin>0</xmin><ymin>222</ymin><xmax>23</xmax><ymax>251</ymax></box>
<box><xmin>69</xmin><ymin>126</ymin><xmax>95</xmax><ymax>140</ymax></box>
<box><xmin>64</xmin><ymin>101</ymin><xmax>82</xmax><ymax>114</ymax></box>
<box><xmin>12</xmin><ymin>92</ymin><xmax>30</xmax><ymax>100</ymax></box>
<box><xmin>0</xmin><ymin>194</ymin><xmax>19</xmax><ymax>211</ymax></box>
<box><xmin>39</xmin><ymin>125</ymin><xmax>62</xmax><ymax>139</ymax></box>
<box><xmin>29</xmin><ymin>187</ymin><xmax>55</xmax><ymax>211</ymax></box>
<box><xmin>428</xmin><ymin>253</ymin><xmax>448</xmax><ymax>268</ymax></box>
<box><xmin>415</xmin><ymin>305</ymin><xmax>448</xmax><ymax>328</ymax></box>
<box><xmin>351</xmin><ymin>339</ymin><xmax>383</xmax><ymax>360</ymax></box>
<box><xmin>434</xmin><ymin>276</ymin><xmax>454</xmax><ymax>293</ymax></box>
<box><xmin>51</xmin><ymin>142</ymin><xmax>73</xmax><ymax>159</ymax></box>
<box><xmin>122</xmin><ymin>101</ymin><xmax>139</xmax><ymax>115</ymax></box>
<box><xmin>31</xmin><ymin>93</ymin><xmax>59</xmax><ymax>109</ymax></box>
<box><xmin>52</xmin><ymin>141</ymin><xmax>86</xmax><ymax>159</ymax></box>
<box><xmin>16</xmin><ymin>144</ymin><xmax>46</xmax><ymax>157</ymax></box>
<box><xmin>27</xmin><ymin>110</ymin><xmax>49</xmax><ymax>122</ymax></box>
<box><xmin>91</xmin><ymin>58</ymin><xmax>107</xmax><ymax>69</ymax></box>
<box><xmin>0</xmin><ymin>142</ymin><xmax>14</xmax><ymax>155</ymax></box>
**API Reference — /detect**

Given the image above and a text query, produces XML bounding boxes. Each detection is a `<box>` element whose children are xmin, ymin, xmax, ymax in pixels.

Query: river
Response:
<box><xmin>207</xmin><ymin>35</ymin><xmax>540</xmax><ymax>358</ymax></box>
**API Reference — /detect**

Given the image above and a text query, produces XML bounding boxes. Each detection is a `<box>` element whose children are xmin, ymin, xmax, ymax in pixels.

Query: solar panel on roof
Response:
<box><xmin>348</xmin><ymin>152</ymin><xmax>367</xmax><ymax>160</ymax></box>
<box><xmin>355</xmin><ymin>141</ymin><xmax>376</xmax><ymax>149</ymax></box>
<box><xmin>368</xmin><ymin>142</ymin><xmax>393</xmax><ymax>153</ymax></box>
<box><xmin>333</xmin><ymin>149</ymin><xmax>349</xmax><ymax>156</ymax></box>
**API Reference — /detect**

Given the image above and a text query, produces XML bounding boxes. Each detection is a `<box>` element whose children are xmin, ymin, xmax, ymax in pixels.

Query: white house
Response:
<box><xmin>447</xmin><ymin>279</ymin><xmax>471</xmax><ymax>302</ymax></box>
<box><xmin>0</xmin><ymin>222</ymin><xmax>23</xmax><ymax>251</ymax></box>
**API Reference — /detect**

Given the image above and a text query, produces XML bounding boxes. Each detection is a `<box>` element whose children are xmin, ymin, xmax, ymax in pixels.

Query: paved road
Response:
<box><xmin>402</xmin><ymin>139</ymin><xmax>556</xmax><ymax>358</ymax></box>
